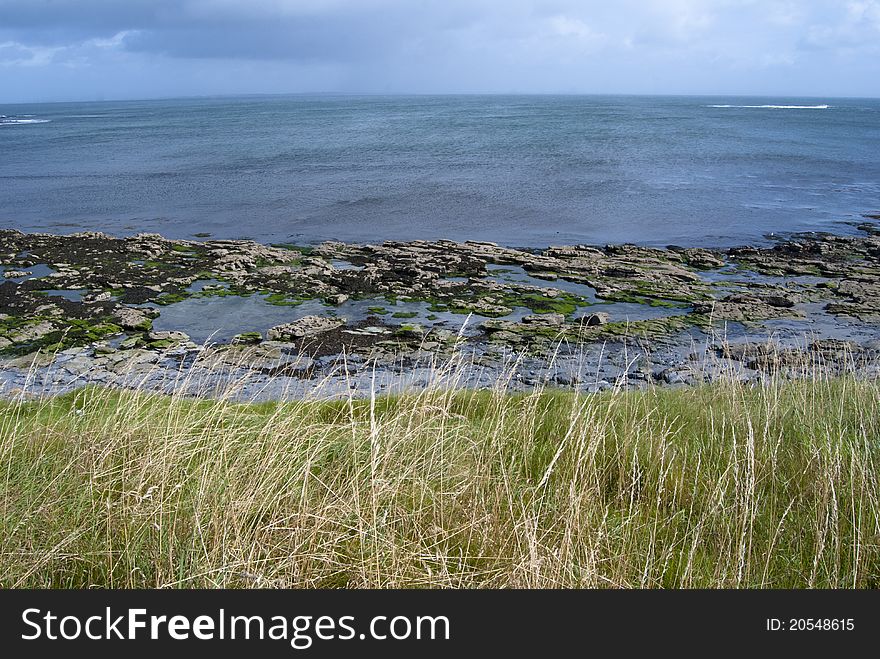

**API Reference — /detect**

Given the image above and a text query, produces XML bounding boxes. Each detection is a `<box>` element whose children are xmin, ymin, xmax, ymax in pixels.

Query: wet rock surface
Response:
<box><xmin>267</xmin><ymin>315</ymin><xmax>346</xmax><ymax>341</ymax></box>
<box><xmin>1</xmin><ymin>218</ymin><xmax>879</xmax><ymax>398</ymax></box>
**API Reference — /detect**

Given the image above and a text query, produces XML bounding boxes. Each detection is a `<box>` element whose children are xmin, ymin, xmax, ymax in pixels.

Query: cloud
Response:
<box><xmin>545</xmin><ymin>15</ymin><xmax>606</xmax><ymax>43</ymax></box>
<box><xmin>1</xmin><ymin>1</ymin><xmax>875</xmax><ymax>62</ymax></box>
<box><xmin>0</xmin><ymin>0</ymin><xmax>878</xmax><ymax>100</ymax></box>
<box><xmin>802</xmin><ymin>0</ymin><xmax>880</xmax><ymax>51</ymax></box>
<box><xmin>0</xmin><ymin>29</ymin><xmax>135</xmax><ymax>69</ymax></box>
<box><xmin>0</xmin><ymin>40</ymin><xmax>62</xmax><ymax>67</ymax></box>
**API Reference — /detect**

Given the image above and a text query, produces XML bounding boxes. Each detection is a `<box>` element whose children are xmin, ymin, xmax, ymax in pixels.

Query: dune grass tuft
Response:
<box><xmin>2</xmin><ymin>368</ymin><xmax>879</xmax><ymax>588</ymax></box>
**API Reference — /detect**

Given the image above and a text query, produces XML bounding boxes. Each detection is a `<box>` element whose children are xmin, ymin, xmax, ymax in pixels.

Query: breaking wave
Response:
<box><xmin>0</xmin><ymin>115</ymin><xmax>51</xmax><ymax>126</ymax></box>
<box><xmin>706</xmin><ymin>104</ymin><xmax>830</xmax><ymax>110</ymax></box>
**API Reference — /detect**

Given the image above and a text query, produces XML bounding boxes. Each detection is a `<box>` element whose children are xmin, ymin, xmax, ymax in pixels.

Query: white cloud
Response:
<box><xmin>86</xmin><ymin>30</ymin><xmax>137</xmax><ymax>50</ymax></box>
<box><xmin>803</xmin><ymin>0</ymin><xmax>880</xmax><ymax>52</ymax></box>
<box><xmin>0</xmin><ymin>41</ymin><xmax>62</xmax><ymax>67</ymax></box>
<box><xmin>0</xmin><ymin>30</ymin><xmax>132</xmax><ymax>68</ymax></box>
<box><xmin>546</xmin><ymin>15</ymin><xmax>605</xmax><ymax>43</ymax></box>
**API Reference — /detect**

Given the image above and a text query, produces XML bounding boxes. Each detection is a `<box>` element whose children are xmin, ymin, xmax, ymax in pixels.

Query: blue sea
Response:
<box><xmin>1</xmin><ymin>94</ymin><xmax>878</xmax><ymax>247</ymax></box>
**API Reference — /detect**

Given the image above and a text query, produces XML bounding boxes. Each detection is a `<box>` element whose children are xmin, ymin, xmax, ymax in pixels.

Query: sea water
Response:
<box><xmin>1</xmin><ymin>94</ymin><xmax>878</xmax><ymax>247</ymax></box>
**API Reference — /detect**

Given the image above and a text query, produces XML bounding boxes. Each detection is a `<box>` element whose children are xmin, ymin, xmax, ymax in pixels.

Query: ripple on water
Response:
<box><xmin>586</xmin><ymin>301</ymin><xmax>691</xmax><ymax>323</ymax></box>
<box><xmin>42</xmin><ymin>289</ymin><xmax>87</xmax><ymax>302</ymax></box>
<box><xmin>485</xmin><ymin>264</ymin><xmax>600</xmax><ymax>301</ymax></box>
<box><xmin>149</xmin><ymin>295</ymin><xmax>325</xmax><ymax>343</ymax></box>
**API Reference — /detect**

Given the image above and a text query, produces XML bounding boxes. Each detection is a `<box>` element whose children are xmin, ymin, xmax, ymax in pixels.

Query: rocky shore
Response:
<box><xmin>2</xmin><ymin>218</ymin><xmax>879</xmax><ymax>399</ymax></box>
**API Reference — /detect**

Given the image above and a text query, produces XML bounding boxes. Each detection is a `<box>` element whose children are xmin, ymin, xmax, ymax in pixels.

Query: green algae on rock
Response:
<box><xmin>1</xmin><ymin>223</ymin><xmax>879</xmax><ymax>362</ymax></box>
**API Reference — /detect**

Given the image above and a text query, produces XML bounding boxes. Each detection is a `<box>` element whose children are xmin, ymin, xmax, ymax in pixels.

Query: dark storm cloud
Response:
<box><xmin>122</xmin><ymin>13</ymin><xmax>405</xmax><ymax>61</ymax></box>
<box><xmin>0</xmin><ymin>0</ymin><xmax>165</xmax><ymax>43</ymax></box>
<box><xmin>0</xmin><ymin>0</ymin><xmax>472</xmax><ymax>59</ymax></box>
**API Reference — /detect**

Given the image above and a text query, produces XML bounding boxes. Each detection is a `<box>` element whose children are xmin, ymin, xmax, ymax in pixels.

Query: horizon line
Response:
<box><xmin>3</xmin><ymin>90</ymin><xmax>880</xmax><ymax>106</ymax></box>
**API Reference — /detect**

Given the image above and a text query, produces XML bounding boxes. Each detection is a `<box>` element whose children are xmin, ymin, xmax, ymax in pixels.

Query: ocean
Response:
<box><xmin>1</xmin><ymin>94</ymin><xmax>878</xmax><ymax>247</ymax></box>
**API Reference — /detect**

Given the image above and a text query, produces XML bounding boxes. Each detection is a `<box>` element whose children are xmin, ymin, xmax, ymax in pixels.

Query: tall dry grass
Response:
<box><xmin>1</xmin><ymin>352</ymin><xmax>879</xmax><ymax>588</ymax></box>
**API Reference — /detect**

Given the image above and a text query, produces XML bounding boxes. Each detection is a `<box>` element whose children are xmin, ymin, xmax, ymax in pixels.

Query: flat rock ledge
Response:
<box><xmin>267</xmin><ymin>316</ymin><xmax>346</xmax><ymax>341</ymax></box>
<box><xmin>1</xmin><ymin>219</ymin><xmax>879</xmax><ymax>398</ymax></box>
<box><xmin>1</xmin><ymin>334</ymin><xmax>878</xmax><ymax>402</ymax></box>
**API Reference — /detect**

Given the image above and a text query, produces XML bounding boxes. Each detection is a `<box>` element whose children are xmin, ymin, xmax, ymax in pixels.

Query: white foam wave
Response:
<box><xmin>0</xmin><ymin>118</ymin><xmax>51</xmax><ymax>125</ymax></box>
<box><xmin>707</xmin><ymin>104</ymin><xmax>830</xmax><ymax>109</ymax></box>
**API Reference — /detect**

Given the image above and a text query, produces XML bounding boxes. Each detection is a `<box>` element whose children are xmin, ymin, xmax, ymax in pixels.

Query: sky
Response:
<box><xmin>1</xmin><ymin>0</ymin><xmax>879</xmax><ymax>102</ymax></box>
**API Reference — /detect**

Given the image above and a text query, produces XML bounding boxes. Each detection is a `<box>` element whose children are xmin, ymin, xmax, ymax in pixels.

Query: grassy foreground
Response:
<box><xmin>2</xmin><ymin>374</ymin><xmax>879</xmax><ymax>588</ymax></box>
